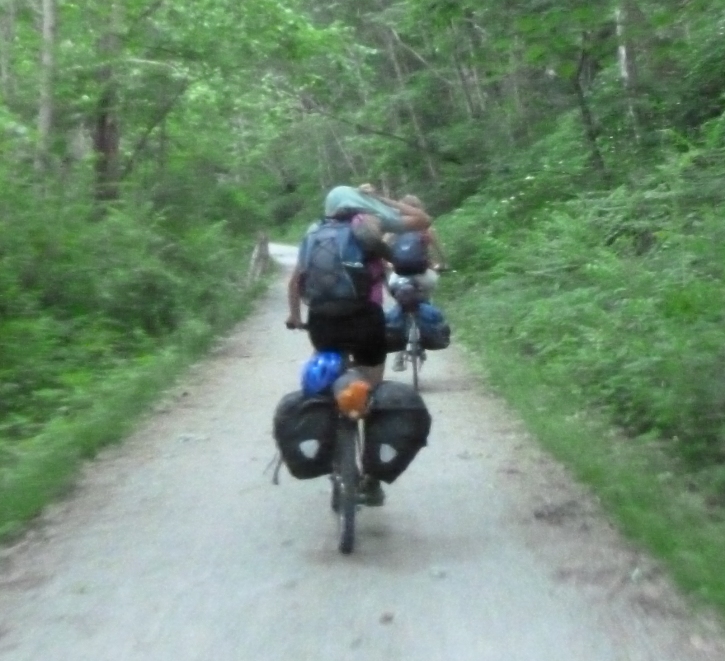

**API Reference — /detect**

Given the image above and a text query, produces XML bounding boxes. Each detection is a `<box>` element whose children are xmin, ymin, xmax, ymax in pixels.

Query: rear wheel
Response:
<box><xmin>336</xmin><ymin>423</ymin><xmax>359</xmax><ymax>554</ymax></box>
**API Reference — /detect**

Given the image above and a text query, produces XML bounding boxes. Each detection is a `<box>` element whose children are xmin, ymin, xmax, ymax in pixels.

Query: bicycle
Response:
<box><xmin>285</xmin><ymin>322</ymin><xmax>374</xmax><ymax>554</ymax></box>
<box><xmin>388</xmin><ymin>267</ymin><xmax>450</xmax><ymax>392</ymax></box>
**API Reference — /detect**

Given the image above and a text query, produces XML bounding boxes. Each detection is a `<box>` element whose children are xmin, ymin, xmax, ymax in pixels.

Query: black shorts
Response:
<box><xmin>307</xmin><ymin>301</ymin><xmax>387</xmax><ymax>367</ymax></box>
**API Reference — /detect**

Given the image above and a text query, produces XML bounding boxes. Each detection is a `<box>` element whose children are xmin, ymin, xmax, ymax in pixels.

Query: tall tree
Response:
<box><xmin>35</xmin><ymin>0</ymin><xmax>56</xmax><ymax>172</ymax></box>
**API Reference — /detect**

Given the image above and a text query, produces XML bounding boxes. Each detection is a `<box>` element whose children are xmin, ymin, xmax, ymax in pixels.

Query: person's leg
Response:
<box><xmin>359</xmin><ymin>474</ymin><xmax>385</xmax><ymax>506</ymax></box>
<box><xmin>306</xmin><ymin>307</ymin><xmax>335</xmax><ymax>353</ymax></box>
<box><xmin>414</xmin><ymin>268</ymin><xmax>439</xmax><ymax>300</ymax></box>
<box><xmin>349</xmin><ymin>303</ymin><xmax>388</xmax><ymax>387</ymax></box>
<box><xmin>357</xmin><ymin>363</ymin><xmax>385</xmax><ymax>386</ymax></box>
<box><xmin>309</xmin><ymin>305</ymin><xmax>386</xmax><ymax>387</ymax></box>
<box><xmin>349</xmin><ymin>304</ymin><xmax>387</xmax><ymax>505</ymax></box>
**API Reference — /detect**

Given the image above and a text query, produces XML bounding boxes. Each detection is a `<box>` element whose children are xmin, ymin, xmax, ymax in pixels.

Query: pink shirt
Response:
<box><xmin>351</xmin><ymin>214</ymin><xmax>385</xmax><ymax>306</ymax></box>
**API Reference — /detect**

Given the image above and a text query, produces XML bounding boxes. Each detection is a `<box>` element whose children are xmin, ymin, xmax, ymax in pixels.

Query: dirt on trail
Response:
<box><xmin>1</xmin><ymin>244</ymin><xmax>724</xmax><ymax>661</ymax></box>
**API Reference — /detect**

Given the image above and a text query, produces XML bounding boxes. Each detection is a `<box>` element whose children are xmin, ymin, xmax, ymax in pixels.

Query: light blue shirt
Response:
<box><xmin>323</xmin><ymin>186</ymin><xmax>405</xmax><ymax>233</ymax></box>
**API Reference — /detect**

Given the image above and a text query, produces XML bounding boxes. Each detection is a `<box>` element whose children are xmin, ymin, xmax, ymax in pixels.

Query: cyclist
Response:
<box><xmin>286</xmin><ymin>184</ymin><xmax>430</xmax><ymax>505</ymax></box>
<box><xmin>385</xmin><ymin>195</ymin><xmax>448</xmax><ymax>371</ymax></box>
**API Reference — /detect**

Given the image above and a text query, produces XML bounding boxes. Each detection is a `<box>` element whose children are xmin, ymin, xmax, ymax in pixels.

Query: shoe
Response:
<box><xmin>359</xmin><ymin>477</ymin><xmax>385</xmax><ymax>507</ymax></box>
<box><xmin>391</xmin><ymin>353</ymin><xmax>406</xmax><ymax>372</ymax></box>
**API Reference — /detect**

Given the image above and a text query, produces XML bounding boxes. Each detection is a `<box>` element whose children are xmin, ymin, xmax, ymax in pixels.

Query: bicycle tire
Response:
<box><xmin>336</xmin><ymin>422</ymin><xmax>359</xmax><ymax>554</ymax></box>
<box><xmin>412</xmin><ymin>345</ymin><xmax>420</xmax><ymax>391</ymax></box>
<box><xmin>408</xmin><ymin>317</ymin><xmax>420</xmax><ymax>392</ymax></box>
<box><xmin>330</xmin><ymin>476</ymin><xmax>341</xmax><ymax>513</ymax></box>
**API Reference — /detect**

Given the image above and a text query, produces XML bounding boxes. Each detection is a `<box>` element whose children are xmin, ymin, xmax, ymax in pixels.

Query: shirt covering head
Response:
<box><xmin>323</xmin><ymin>186</ymin><xmax>405</xmax><ymax>233</ymax></box>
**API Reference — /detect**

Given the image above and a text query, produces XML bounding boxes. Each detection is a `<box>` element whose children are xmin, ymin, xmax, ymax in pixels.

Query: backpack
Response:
<box><xmin>299</xmin><ymin>220</ymin><xmax>372</xmax><ymax>308</ymax></box>
<box><xmin>390</xmin><ymin>231</ymin><xmax>428</xmax><ymax>276</ymax></box>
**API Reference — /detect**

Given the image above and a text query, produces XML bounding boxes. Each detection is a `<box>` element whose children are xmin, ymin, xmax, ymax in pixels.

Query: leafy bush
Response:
<box><xmin>0</xmin><ymin>171</ymin><xmax>255</xmax><ymax>447</ymax></box>
<box><xmin>439</xmin><ymin>112</ymin><xmax>725</xmax><ymax>470</ymax></box>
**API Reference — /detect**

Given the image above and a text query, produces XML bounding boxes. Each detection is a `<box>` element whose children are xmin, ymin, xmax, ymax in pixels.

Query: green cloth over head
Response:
<box><xmin>323</xmin><ymin>186</ymin><xmax>404</xmax><ymax>233</ymax></box>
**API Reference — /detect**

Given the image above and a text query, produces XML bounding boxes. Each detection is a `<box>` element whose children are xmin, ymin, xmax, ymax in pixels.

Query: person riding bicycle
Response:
<box><xmin>385</xmin><ymin>195</ymin><xmax>447</xmax><ymax>291</ymax></box>
<box><xmin>286</xmin><ymin>185</ymin><xmax>430</xmax><ymax>505</ymax></box>
<box><xmin>385</xmin><ymin>195</ymin><xmax>448</xmax><ymax>371</ymax></box>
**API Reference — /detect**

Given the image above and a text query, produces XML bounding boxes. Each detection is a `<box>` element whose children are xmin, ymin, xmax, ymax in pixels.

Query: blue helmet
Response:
<box><xmin>301</xmin><ymin>351</ymin><xmax>344</xmax><ymax>396</ymax></box>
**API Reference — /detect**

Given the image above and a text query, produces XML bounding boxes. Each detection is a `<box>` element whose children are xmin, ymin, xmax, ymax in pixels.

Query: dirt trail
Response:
<box><xmin>0</xmin><ymin>244</ymin><xmax>723</xmax><ymax>661</ymax></box>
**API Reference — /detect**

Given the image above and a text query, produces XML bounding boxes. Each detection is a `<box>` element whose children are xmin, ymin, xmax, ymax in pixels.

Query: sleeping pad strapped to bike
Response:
<box><xmin>273</xmin><ymin>380</ymin><xmax>431</xmax><ymax>483</ymax></box>
<box><xmin>385</xmin><ymin>302</ymin><xmax>451</xmax><ymax>353</ymax></box>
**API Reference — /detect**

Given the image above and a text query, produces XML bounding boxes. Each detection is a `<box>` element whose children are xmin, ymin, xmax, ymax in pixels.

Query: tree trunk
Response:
<box><xmin>379</xmin><ymin>171</ymin><xmax>392</xmax><ymax>198</ymax></box>
<box><xmin>507</xmin><ymin>36</ymin><xmax>526</xmax><ymax>128</ymax></box>
<box><xmin>0</xmin><ymin>0</ymin><xmax>16</xmax><ymax>102</ymax></box>
<box><xmin>93</xmin><ymin>3</ymin><xmax>122</xmax><ymax>204</ymax></box>
<box><xmin>615</xmin><ymin>0</ymin><xmax>643</xmax><ymax>141</ymax></box>
<box><xmin>316</xmin><ymin>125</ymin><xmax>333</xmax><ymax>189</ymax></box>
<box><xmin>157</xmin><ymin>117</ymin><xmax>167</xmax><ymax>174</ymax></box>
<box><xmin>384</xmin><ymin>29</ymin><xmax>439</xmax><ymax>182</ymax></box>
<box><xmin>468</xmin><ymin>62</ymin><xmax>487</xmax><ymax>116</ymax></box>
<box><xmin>330</xmin><ymin>124</ymin><xmax>360</xmax><ymax>178</ymax></box>
<box><xmin>461</xmin><ymin>12</ymin><xmax>489</xmax><ymax>115</ymax></box>
<box><xmin>348</xmin><ymin>45</ymin><xmax>369</xmax><ymax>106</ymax></box>
<box><xmin>573</xmin><ymin>42</ymin><xmax>610</xmax><ymax>183</ymax></box>
<box><xmin>35</xmin><ymin>0</ymin><xmax>56</xmax><ymax>172</ymax></box>
<box><xmin>449</xmin><ymin>35</ymin><xmax>477</xmax><ymax>119</ymax></box>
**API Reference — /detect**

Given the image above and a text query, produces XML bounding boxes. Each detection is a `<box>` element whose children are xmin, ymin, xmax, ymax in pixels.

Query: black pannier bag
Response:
<box><xmin>273</xmin><ymin>391</ymin><xmax>336</xmax><ymax>479</ymax></box>
<box><xmin>416</xmin><ymin>302</ymin><xmax>451</xmax><ymax>350</ymax></box>
<box><xmin>363</xmin><ymin>381</ymin><xmax>431</xmax><ymax>483</ymax></box>
<box><xmin>385</xmin><ymin>301</ymin><xmax>451</xmax><ymax>353</ymax></box>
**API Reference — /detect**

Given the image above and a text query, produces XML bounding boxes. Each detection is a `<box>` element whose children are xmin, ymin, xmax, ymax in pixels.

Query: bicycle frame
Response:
<box><xmin>404</xmin><ymin>311</ymin><xmax>424</xmax><ymax>391</ymax></box>
<box><xmin>389</xmin><ymin>280</ymin><xmax>426</xmax><ymax>391</ymax></box>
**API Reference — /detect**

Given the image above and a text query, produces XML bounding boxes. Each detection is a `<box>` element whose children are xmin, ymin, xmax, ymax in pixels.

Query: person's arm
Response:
<box><xmin>286</xmin><ymin>262</ymin><xmax>304</xmax><ymax>328</ymax></box>
<box><xmin>352</xmin><ymin>214</ymin><xmax>393</xmax><ymax>261</ymax></box>
<box><xmin>357</xmin><ymin>184</ymin><xmax>430</xmax><ymax>232</ymax></box>
<box><xmin>374</xmin><ymin>193</ymin><xmax>431</xmax><ymax>231</ymax></box>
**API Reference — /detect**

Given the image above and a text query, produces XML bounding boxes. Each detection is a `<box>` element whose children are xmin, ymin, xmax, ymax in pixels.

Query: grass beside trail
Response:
<box><xmin>439</xmin><ymin>280</ymin><xmax>725</xmax><ymax>618</ymax></box>
<box><xmin>0</xmin><ymin>280</ymin><xmax>268</xmax><ymax>542</ymax></box>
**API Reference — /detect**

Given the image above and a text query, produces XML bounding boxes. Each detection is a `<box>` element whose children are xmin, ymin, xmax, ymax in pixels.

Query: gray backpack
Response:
<box><xmin>299</xmin><ymin>220</ymin><xmax>372</xmax><ymax>307</ymax></box>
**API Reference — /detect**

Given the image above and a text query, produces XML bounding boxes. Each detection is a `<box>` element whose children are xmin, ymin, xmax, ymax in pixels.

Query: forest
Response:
<box><xmin>2</xmin><ymin>0</ymin><xmax>725</xmax><ymax>605</ymax></box>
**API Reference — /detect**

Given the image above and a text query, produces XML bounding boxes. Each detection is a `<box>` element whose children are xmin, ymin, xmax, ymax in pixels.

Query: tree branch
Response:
<box><xmin>298</xmin><ymin>94</ymin><xmax>416</xmax><ymax>146</ymax></box>
<box><xmin>297</xmin><ymin>92</ymin><xmax>463</xmax><ymax>165</ymax></box>
<box><xmin>389</xmin><ymin>28</ymin><xmax>455</xmax><ymax>88</ymax></box>
<box><xmin>125</xmin><ymin>0</ymin><xmax>165</xmax><ymax>37</ymax></box>
<box><xmin>120</xmin><ymin>81</ymin><xmax>189</xmax><ymax>179</ymax></box>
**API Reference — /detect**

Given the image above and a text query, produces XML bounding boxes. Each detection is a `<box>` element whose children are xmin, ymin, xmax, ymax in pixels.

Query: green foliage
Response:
<box><xmin>0</xmin><ymin>0</ymin><xmax>340</xmax><ymax>452</ymax></box>
<box><xmin>439</xmin><ymin>108</ymin><xmax>725</xmax><ymax>470</ymax></box>
<box><xmin>0</xmin><ymin>180</ymin><xmax>256</xmax><ymax>443</ymax></box>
